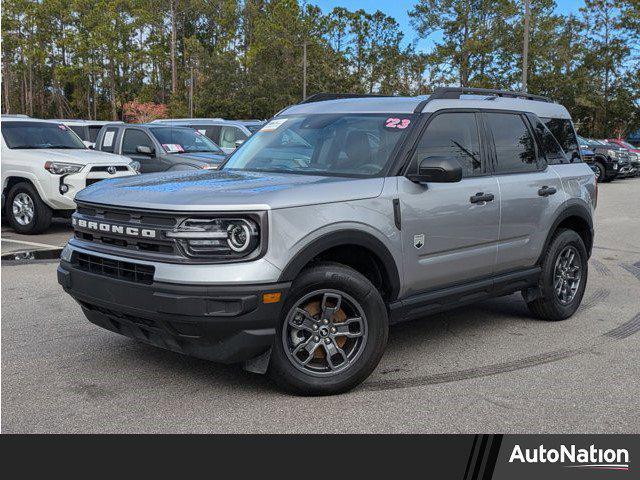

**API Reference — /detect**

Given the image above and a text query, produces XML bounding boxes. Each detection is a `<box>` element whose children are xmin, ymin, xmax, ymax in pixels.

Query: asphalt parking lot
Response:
<box><xmin>2</xmin><ymin>179</ymin><xmax>640</xmax><ymax>433</ymax></box>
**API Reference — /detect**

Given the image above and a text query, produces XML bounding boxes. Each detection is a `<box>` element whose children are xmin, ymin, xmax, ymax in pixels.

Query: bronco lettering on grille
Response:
<box><xmin>73</xmin><ymin>217</ymin><xmax>157</xmax><ymax>238</ymax></box>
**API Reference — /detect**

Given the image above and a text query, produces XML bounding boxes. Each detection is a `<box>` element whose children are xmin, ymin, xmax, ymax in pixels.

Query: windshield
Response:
<box><xmin>2</xmin><ymin>121</ymin><xmax>86</xmax><ymax>149</ymax></box>
<box><xmin>149</xmin><ymin>127</ymin><xmax>224</xmax><ymax>154</ymax></box>
<box><xmin>246</xmin><ymin>124</ymin><xmax>263</xmax><ymax>133</ymax></box>
<box><xmin>222</xmin><ymin>114</ymin><xmax>415</xmax><ymax>177</ymax></box>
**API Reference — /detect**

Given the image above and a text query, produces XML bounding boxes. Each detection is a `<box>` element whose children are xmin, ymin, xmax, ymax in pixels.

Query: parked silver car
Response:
<box><xmin>58</xmin><ymin>88</ymin><xmax>596</xmax><ymax>395</ymax></box>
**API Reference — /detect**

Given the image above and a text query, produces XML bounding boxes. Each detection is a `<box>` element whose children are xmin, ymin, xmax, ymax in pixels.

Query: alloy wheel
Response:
<box><xmin>282</xmin><ymin>289</ymin><xmax>368</xmax><ymax>376</ymax></box>
<box><xmin>553</xmin><ymin>245</ymin><xmax>582</xmax><ymax>305</ymax></box>
<box><xmin>12</xmin><ymin>192</ymin><xmax>35</xmax><ymax>226</ymax></box>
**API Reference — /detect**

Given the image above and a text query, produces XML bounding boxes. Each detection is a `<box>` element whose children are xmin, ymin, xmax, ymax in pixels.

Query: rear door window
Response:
<box><xmin>486</xmin><ymin>113</ymin><xmax>539</xmax><ymax>174</ymax></box>
<box><xmin>410</xmin><ymin>112</ymin><xmax>484</xmax><ymax>177</ymax></box>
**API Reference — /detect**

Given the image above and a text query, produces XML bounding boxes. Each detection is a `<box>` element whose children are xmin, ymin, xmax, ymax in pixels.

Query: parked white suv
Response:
<box><xmin>1</xmin><ymin>118</ymin><xmax>138</xmax><ymax>234</ymax></box>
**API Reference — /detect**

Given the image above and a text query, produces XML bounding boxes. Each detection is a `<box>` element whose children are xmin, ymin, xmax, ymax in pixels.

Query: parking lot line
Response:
<box><xmin>1</xmin><ymin>238</ymin><xmax>63</xmax><ymax>250</ymax></box>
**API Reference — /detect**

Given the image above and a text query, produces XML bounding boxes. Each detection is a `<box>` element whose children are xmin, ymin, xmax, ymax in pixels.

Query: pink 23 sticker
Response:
<box><xmin>385</xmin><ymin>118</ymin><xmax>411</xmax><ymax>129</ymax></box>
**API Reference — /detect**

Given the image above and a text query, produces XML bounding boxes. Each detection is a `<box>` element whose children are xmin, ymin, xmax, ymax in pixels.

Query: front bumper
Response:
<box><xmin>58</xmin><ymin>260</ymin><xmax>290</xmax><ymax>363</ymax></box>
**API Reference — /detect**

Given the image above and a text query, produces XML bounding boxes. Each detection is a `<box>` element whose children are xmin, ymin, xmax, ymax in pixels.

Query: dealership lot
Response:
<box><xmin>2</xmin><ymin>179</ymin><xmax>639</xmax><ymax>433</ymax></box>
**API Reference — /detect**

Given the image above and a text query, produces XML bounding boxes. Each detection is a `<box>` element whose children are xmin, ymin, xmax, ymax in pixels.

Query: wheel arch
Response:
<box><xmin>538</xmin><ymin>204</ymin><xmax>594</xmax><ymax>263</ymax></box>
<box><xmin>278</xmin><ymin>229</ymin><xmax>401</xmax><ymax>301</ymax></box>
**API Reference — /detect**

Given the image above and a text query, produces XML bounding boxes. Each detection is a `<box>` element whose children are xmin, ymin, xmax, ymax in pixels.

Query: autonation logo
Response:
<box><xmin>509</xmin><ymin>444</ymin><xmax>630</xmax><ymax>471</ymax></box>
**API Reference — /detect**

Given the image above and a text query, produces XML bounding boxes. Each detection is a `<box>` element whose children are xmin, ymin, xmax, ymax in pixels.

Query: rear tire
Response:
<box><xmin>525</xmin><ymin>229</ymin><xmax>588</xmax><ymax>321</ymax></box>
<box><xmin>5</xmin><ymin>182</ymin><xmax>52</xmax><ymax>234</ymax></box>
<box><xmin>269</xmin><ymin>262</ymin><xmax>388</xmax><ymax>395</ymax></box>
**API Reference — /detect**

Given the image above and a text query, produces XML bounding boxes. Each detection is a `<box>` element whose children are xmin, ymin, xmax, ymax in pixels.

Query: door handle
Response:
<box><xmin>538</xmin><ymin>186</ymin><xmax>557</xmax><ymax>197</ymax></box>
<box><xmin>470</xmin><ymin>192</ymin><xmax>495</xmax><ymax>204</ymax></box>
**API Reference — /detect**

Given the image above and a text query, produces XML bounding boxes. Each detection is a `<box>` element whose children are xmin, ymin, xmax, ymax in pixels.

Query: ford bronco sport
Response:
<box><xmin>58</xmin><ymin>88</ymin><xmax>596</xmax><ymax>395</ymax></box>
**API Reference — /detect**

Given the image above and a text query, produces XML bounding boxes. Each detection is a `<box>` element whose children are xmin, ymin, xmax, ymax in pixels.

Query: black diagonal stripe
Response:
<box><xmin>463</xmin><ymin>435</ymin><xmax>480</xmax><ymax>480</ymax></box>
<box><xmin>471</xmin><ymin>435</ymin><xmax>490</xmax><ymax>480</ymax></box>
<box><xmin>481</xmin><ymin>435</ymin><xmax>504</xmax><ymax>480</ymax></box>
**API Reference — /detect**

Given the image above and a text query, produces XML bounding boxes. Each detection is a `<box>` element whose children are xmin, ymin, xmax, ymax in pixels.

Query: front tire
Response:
<box><xmin>5</xmin><ymin>182</ymin><xmax>52</xmax><ymax>234</ymax></box>
<box><xmin>594</xmin><ymin>162</ymin><xmax>608</xmax><ymax>182</ymax></box>
<box><xmin>525</xmin><ymin>229</ymin><xmax>588</xmax><ymax>321</ymax></box>
<box><xmin>269</xmin><ymin>262</ymin><xmax>388</xmax><ymax>395</ymax></box>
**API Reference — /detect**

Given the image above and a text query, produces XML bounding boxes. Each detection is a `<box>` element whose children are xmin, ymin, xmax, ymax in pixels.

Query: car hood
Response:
<box><xmin>15</xmin><ymin>148</ymin><xmax>132</xmax><ymax>165</ymax></box>
<box><xmin>75</xmin><ymin>169</ymin><xmax>385</xmax><ymax>211</ymax></box>
<box><xmin>168</xmin><ymin>151</ymin><xmax>227</xmax><ymax>165</ymax></box>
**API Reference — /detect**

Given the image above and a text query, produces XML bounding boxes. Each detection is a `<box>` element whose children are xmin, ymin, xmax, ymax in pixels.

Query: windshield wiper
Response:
<box><xmin>45</xmin><ymin>145</ymin><xmax>82</xmax><ymax>149</ymax></box>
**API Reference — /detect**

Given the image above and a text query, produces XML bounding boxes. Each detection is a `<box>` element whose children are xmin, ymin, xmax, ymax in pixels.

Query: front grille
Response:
<box><xmin>76</xmin><ymin>205</ymin><xmax>177</xmax><ymax>227</ymax></box>
<box><xmin>74</xmin><ymin>252</ymin><xmax>155</xmax><ymax>284</ymax></box>
<box><xmin>90</xmin><ymin>166</ymin><xmax>128</xmax><ymax>172</ymax></box>
<box><xmin>73</xmin><ymin>203</ymin><xmax>178</xmax><ymax>257</ymax></box>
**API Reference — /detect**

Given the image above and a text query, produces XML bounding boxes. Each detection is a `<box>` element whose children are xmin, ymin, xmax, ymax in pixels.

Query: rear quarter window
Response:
<box><xmin>542</xmin><ymin>117</ymin><xmax>581</xmax><ymax>163</ymax></box>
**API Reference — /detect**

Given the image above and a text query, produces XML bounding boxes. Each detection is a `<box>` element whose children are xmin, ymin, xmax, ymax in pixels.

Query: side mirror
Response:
<box><xmin>234</xmin><ymin>139</ymin><xmax>245</xmax><ymax>148</ymax></box>
<box><xmin>407</xmin><ymin>156</ymin><xmax>463</xmax><ymax>183</ymax></box>
<box><xmin>82</xmin><ymin>140</ymin><xmax>94</xmax><ymax>149</ymax></box>
<box><xmin>136</xmin><ymin>145</ymin><xmax>154</xmax><ymax>155</ymax></box>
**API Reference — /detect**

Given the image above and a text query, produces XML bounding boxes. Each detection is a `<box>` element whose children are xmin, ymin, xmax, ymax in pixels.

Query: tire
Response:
<box><xmin>5</xmin><ymin>182</ymin><xmax>52</xmax><ymax>234</ymax></box>
<box><xmin>525</xmin><ymin>229</ymin><xmax>588</xmax><ymax>321</ymax></box>
<box><xmin>594</xmin><ymin>162</ymin><xmax>607</xmax><ymax>182</ymax></box>
<box><xmin>269</xmin><ymin>262</ymin><xmax>388</xmax><ymax>395</ymax></box>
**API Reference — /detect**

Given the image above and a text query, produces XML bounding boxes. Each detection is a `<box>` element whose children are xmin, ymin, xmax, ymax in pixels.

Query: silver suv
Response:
<box><xmin>58</xmin><ymin>88</ymin><xmax>596</xmax><ymax>395</ymax></box>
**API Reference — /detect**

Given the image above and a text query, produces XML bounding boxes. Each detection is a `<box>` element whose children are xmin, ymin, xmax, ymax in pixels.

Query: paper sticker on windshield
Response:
<box><xmin>261</xmin><ymin>118</ymin><xmax>288</xmax><ymax>132</ymax></box>
<box><xmin>385</xmin><ymin>118</ymin><xmax>411</xmax><ymax>130</ymax></box>
<box><xmin>162</xmin><ymin>143</ymin><xmax>184</xmax><ymax>153</ymax></box>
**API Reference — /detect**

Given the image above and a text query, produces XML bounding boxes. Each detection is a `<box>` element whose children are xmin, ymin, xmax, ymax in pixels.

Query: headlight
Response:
<box><xmin>166</xmin><ymin>217</ymin><xmax>260</xmax><ymax>258</ymax></box>
<box><xmin>44</xmin><ymin>161</ymin><xmax>83</xmax><ymax>175</ymax></box>
<box><xmin>129</xmin><ymin>161</ymin><xmax>141</xmax><ymax>173</ymax></box>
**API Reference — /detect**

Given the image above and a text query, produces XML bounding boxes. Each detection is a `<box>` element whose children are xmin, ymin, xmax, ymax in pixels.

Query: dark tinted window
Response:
<box><xmin>122</xmin><ymin>129</ymin><xmax>154</xmax><ymax>155</ymax></box>
<box><xmin>1</xmin><ymin>121</ymin><xmax>86</xmax><ymax>149</ymax></box>
<box><xmin>411</xmin><ymin>112</ymin><xmax>483</xmax><ymax>177</ymax></box>
<box><xmin>530</xmin><ymin>116</ymin><xmax>565</xmax><ymax>164</ymax></box>
<box><xmin>88</xmin><ymin>126</ymin><xmax>103</xmax><ymax>142</ymax></box>
<box><xmin>543</xmin><ymin>117</ymin><xmax>580</xmax><ymax>162</ymax></box>
<box><xmin>189</xmin><ymin>125</ymin><xmax>223</xmax><ymax>147</ymax></box>
<box><xmin>99</xmin><ymin>127</ymin><xmax>119</xmax><ymax>152</ymax></box>
<box><xmin>69</xmin><ymin>126</ymin><xmax>87</xmax><ymax>140</ymax></box>
<box><xmin>486</xmin><ymin>113</ymin><xmax>538</xmax><ymax>173</ymax></box>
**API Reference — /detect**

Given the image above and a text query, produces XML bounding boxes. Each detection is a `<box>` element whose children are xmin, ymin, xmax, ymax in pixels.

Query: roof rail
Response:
<box><xmin>299</xmin><ymin>93</ymin><xmax>393</xmax><ymax>104</ymax></box>
<box><xmin>429</xmin><ymin>87</ymin><xmax>551</xmax><ymax>103</ymax></box>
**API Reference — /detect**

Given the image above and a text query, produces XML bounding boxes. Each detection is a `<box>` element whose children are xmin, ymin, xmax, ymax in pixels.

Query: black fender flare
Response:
<box><xmin>537</xmin><ymin>204</ymin><xmax>594</xmax><ymax>264</ymax></box>
<box><xmin>278</xmin><ymin>229</ymin><xmax>401</xmax><ymax>301</ymax></box>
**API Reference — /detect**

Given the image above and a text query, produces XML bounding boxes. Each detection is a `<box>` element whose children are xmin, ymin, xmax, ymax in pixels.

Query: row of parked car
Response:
<box><xmin>0</xmin><ymin>115</ymin><xmax>265</xmax><ymax>234</ymax></box>
<box><xmin>578</xmin><ymin>136</ymin><xmax>640</xmax><ymax>182</ymax></box>
<box><xmin>1</xmin><ymin>111</ymin><xmax>638</xmax><ymax>235</ymax></box>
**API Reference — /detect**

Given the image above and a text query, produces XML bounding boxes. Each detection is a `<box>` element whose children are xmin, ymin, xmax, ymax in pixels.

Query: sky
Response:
<box><xmin>309</xmin><ymin>0</ymin><xmax>586</xmax><ymax>49</ymax></box>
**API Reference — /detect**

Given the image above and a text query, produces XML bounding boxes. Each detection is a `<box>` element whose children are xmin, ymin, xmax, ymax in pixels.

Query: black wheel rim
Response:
<box><xmin>282</xmin><ymin>289</ymin><xmax>368</xmax><ymax>377</ymax></box>
<box><xmin>553</xmin><ymin>245</ymin><xmax>582</xmax><ymax>305</ymax></box>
